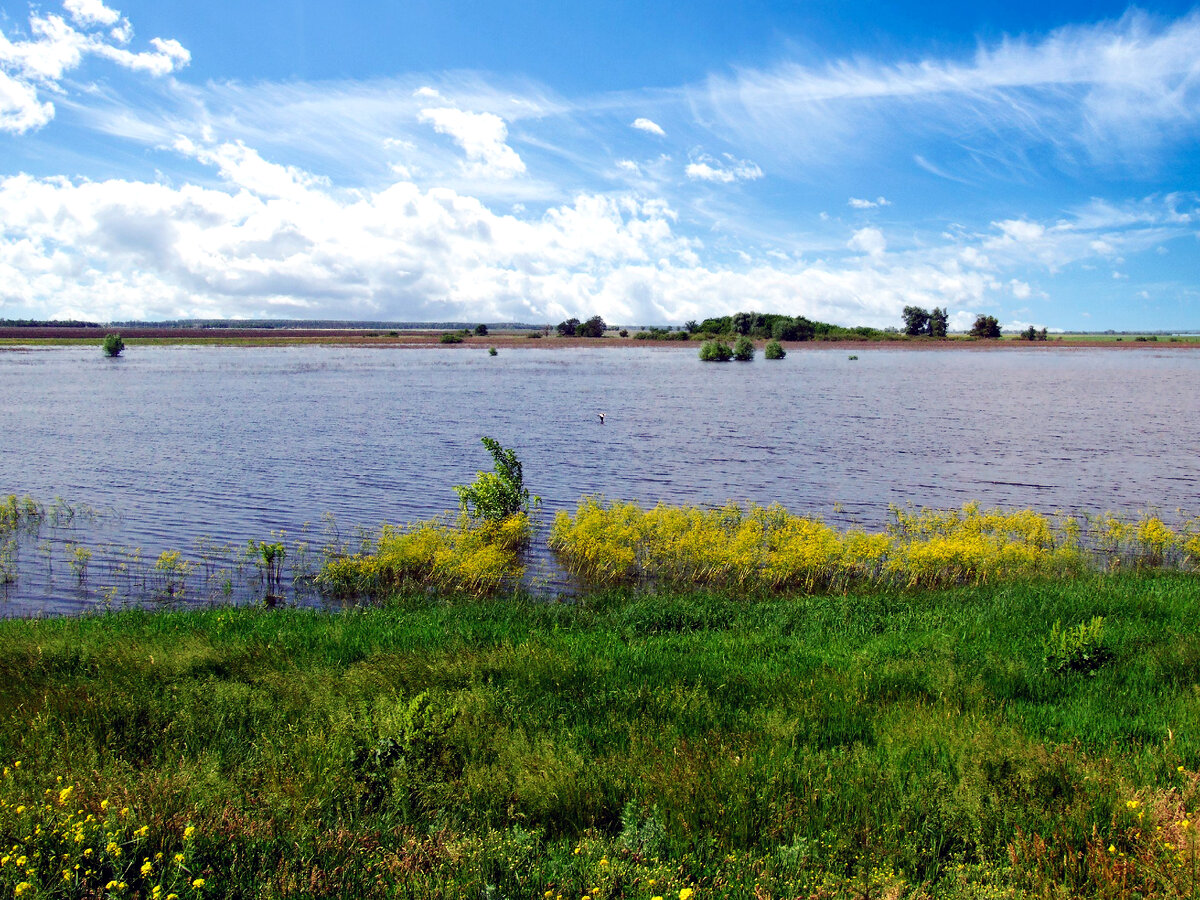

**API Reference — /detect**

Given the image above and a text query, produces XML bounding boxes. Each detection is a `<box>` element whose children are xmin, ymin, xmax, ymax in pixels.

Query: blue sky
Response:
<box><xmin>1</xmin><ymin>0</ymin><xmax>1197</xmax><ymax>330</ymax></box>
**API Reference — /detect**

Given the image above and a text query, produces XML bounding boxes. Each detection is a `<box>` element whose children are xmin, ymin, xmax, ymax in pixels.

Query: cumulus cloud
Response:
<box><xmin>849</xmin><ymin>196</ymin><xmax>891</xmax><ymax>209</ymax></box>
<box><xmin>848</xmin><ymin>226</ymin><xmax>887</xmax><ymax>258</ymax></box>
<box><xmin>418</xmin><ymin>106</ymin><xmax>526</xmax><ymax>179</ymax></box>
<box><xmin>684</xmin><ymin>153</ymin><xmax>763</xmax><ymax>183</ymax></box>
<box><xmin>63</xmin><ymin>0</ymin><xmax>121</xmax><ymax>28</ymax></box>
<box><xmin>0</xmin><ymin>1</ymin><xmax>188</xmax><ymax>133</ymax></box>
<box><xmin>632</xmin><ymin>117</ymin><xmax>666</xmax><ymax>136</ymax></box>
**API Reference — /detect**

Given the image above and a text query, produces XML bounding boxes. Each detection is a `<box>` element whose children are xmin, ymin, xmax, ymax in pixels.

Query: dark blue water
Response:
<box><xmin>2</xmin><ymin>344</ymin><xmax>1198</xmax><ymax>613</ymax></box>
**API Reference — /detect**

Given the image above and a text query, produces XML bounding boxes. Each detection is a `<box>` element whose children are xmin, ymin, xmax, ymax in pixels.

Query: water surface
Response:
<box><xmin>2</xmin><ymin>345</ymin><xmax>1197</xmax><ymax>613</ymax></box>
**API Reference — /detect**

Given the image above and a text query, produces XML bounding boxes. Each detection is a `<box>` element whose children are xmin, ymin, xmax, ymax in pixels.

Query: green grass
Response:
<box><xmin>2</xmin><ymin>572</ymin><xmax>1200</xmax><ymax>898</ymax></box>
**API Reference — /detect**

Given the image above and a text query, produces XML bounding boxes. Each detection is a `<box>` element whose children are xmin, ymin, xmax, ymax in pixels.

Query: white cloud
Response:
<box><xmin>849</xmin><ymin>196</ymin><xmax>891</xmax><ymax>209</ymax></box>
<box><xmin>992</xmin><ymin>219</ymin><xmax>1046</xmax><ymax>243</ymax></box>
<box><xmin>632</xmin><ymin>117</ymin><xmax>665</xmax><ymax>136</ymax></box>
<box><xmin>1009</xmin><ymin>279</ymin><xmax>1031</xmax><ymax>299</ymax></box>
<box><xmin>848</xmin><ymin>226</ymin><xmax>887</xmax><ymax>258</ymax></box>
<box><xmin>695</xmin><ymin>10</ymin><xmax>1200</xmax><ymax>175</ymax></box>
<box><xmin>63</xmin><ymin>0</ymin><xmax>121</xmax><ymax>28</ymax></box>
<box><xmin>685</xmin><ymin>153</ymin><xmax>763</xmax><ymax>183</ymax></box>
<box><xmin>0</xmin><ymin>2</ymin><xmax>188</xmax><ymax>133</ymax></box>
<box><xmin>418</xmin><ymin>106</ymin><xmax>526</xmax><ymax>179</ymax></box>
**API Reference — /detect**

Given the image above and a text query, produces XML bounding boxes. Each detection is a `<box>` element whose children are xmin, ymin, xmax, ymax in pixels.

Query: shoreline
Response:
<box><xmin>1</xmin><ymin>325</ymin><xmax>1197</xmax><ymax>350</ymax></box>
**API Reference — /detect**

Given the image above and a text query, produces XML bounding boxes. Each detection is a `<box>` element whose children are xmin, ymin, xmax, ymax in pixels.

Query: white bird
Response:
<box><xmin>598</xmin><ymin>412</ymin><xmax>606</xmax><ymax>424</ymax></box>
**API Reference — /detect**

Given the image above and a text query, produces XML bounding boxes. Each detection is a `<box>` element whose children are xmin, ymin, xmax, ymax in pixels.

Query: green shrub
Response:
<box><xmin>488</xmin><ymin>347</ymin><xmax>498</xmax><ymax>356</ymax></box>
<box><xmin>454</xmin><ymin>437</ymin><xmax>539</xmax><ymax>523</ymax></box>
<box><xmin>764</xmin><ymin>340</ymin><xmax>785</xmax><ymax>359</ymax></box>
<box><xmin>733</xmin><ymin>336</ymin><xmax>755</xmax><ymax>361</ymax></box>
<box><xmin>1043</xmin><ymin>616</ymin><xmax>1113</xmax><ymax>676</ymax></box>
<box><xmin>439</xmin><ymin>333</ymin><xmax>463</xmax><ymax>344</ymax></box>
<box><xmin>699</xmin><ymin>340</ymin><xmax>733</xmax><ymax>361</ymax></box>
<box><xmin>101</xmin><ymin>333</ymin><xmax>125</xmax><ymax>357</ymax></box>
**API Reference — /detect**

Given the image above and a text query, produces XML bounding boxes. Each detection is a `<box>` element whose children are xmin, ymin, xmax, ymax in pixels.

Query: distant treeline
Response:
<box><xmin>692</xmin><ymin>312</ymin><xmax>885</xmax><ymax>340</ymax></box>
<box><xmin>0</xmin><ymin>319</ymin><xmax>103</xmax><ymax>328</ymax></box>
<box><xmin>0</xmin><ymin>319</ymin><xmax>546</xmax><ymax>331</ymax></box>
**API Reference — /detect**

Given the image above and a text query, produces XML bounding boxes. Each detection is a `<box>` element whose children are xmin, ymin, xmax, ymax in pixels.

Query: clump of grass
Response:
<box><xmin>316</xmin><ymin>513</ymin><xmax>530</xmax><ymax>598</ymax></box>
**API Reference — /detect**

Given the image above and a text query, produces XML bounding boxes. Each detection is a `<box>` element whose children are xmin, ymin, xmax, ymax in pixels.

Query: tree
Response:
<box><xmin>929</xmin><ymin>307</ymin><xmax>948</xmax><ymax>338</ymax></box>
<box><xmin>902</xmin><ymin>306</ymin><xmax>931</xmax><ymax>336</ymax></box>
<box><xmin>1020</xmin><ymin>325</ymin><xmax>1037</xmax><ymax>341</ymax></box>
<box><xmin>970</xmin><ymin>315</ymin><xmax>1002</xmax><ymax>339</ymax></box>
<box><xmin>101</xmin><ymin>333</ymin><xmax>124</xmax><ymax>357</ymax></box>
<box><xmin>576</xmin><ymin>315</ymin><xmax>606</xmax><ymax>338</ymax></box>
<box><xmin>733</xmin><ymin>336</ymin><xmax>755</xmax><ymax>361</ymax></box>
<box><xmin>764</xmin><ymin>340</ymin><xmax>786</xmax><ymax>359</ymax></box>
<box><xmin>474</xmin><ymin>324</ymin><xmax>488</xmax><ymax>336</ymax></box>
<box><xmin>684</xmin><ymin>320</ymin><xmax>699</xmax><ymax>333</ymax></box>
<box><xmin>556</xmin><ymin>318</ymin><xmax>580</xmax><ymax>337</ymax></box>
<box><xmin>732</xmin><ymin>312</ymin><xmax>753</xmax><ymax>335</ymax></box>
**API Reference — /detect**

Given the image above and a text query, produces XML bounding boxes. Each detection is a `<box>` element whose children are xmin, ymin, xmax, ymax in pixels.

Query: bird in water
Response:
<box><xmin>598</xmin><ymin>412</ymin><xmax>606</xmax><ymax>424</ymax></box>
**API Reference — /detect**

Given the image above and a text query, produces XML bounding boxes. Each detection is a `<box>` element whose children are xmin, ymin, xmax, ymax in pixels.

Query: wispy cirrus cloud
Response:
<box><xmin>694</xmin><ymin>10</ymin><xmax>1200</xmax><ymax>178</ymax></box>
<box><xmin>0</xmin><ymin>0</ymin><xmax>188</xmax><ymax>133</ymax></box>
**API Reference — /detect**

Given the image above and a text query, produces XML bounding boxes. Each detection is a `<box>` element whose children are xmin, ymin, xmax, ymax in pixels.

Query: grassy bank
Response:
<box><xmin>2</xmin><ymin>572</ymin><xmax>1199</xmax><ymax>898</ymax></box>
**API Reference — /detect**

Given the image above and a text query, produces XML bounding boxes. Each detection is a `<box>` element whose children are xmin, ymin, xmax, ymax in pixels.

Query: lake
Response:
<box><xmin>2</xmin><ymin>344</ymin><xmax>1198</xmax><ymax>614</ymax></box>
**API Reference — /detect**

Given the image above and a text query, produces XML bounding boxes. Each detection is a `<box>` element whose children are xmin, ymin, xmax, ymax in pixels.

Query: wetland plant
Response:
<box><xmin>764</xmin><ymin>339</ymin><xmax>786</xmax><ymax>359</ymax></box>
<box><xmin>698</xmin><ymin>340</ymin><xmax>733</xmax><ymax>361</ymax></box>
<box><xmin>733</xmin><ymin>335</ymin><xmax>755</xmax><ymax>361</ymax></box>
<box><xmin>102</xmin><ymin>333</ymin><xmax>125</xmax><ymax>357</ymax></box>
<box><xmin>455</xmin><ymin>437</ymin><xmax>539</xmax><ymax>523</ymax></box>
<box><xmin>248</xmin><ymin>539</ymin><xmax>287</xmax><ymax>605</ymax></box>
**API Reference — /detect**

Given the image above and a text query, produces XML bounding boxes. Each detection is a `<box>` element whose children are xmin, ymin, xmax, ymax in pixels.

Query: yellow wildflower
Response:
<box><xmin>183</xmin><ymin>825</ymin><xmax>196</xmax><ymax>841</ymax></box>
<box><xmin>680</xmin><ymin>890</ymin><xmax>695</xmax><ymax>900</ymax></box>
<box><xmin>14</xmin><ymin>883</ymin><xmax>32</xmax><ymax>897</ymax></box>
<box><xmin>192</xmin><ymin>878</ymin><xmax>206</xmax><ymax>889</ymax></box>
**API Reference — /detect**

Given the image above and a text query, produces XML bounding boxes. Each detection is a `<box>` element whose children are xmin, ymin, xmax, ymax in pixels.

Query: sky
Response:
<box><xmin>0</xmin><ymin>0</ymin><xmax>1198</xmax><ymax>331</ymax></box>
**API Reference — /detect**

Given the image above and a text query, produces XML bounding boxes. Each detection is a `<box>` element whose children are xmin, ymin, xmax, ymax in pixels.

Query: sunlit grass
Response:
<box><xmin>1</xmin><ymin>571</ymin><xmax>1199</xmax><ymax>897</ymax></box>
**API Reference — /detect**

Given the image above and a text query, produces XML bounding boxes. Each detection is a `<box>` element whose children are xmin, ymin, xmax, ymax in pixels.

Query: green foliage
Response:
<box><xmin>474</xmin><ymin>323</ymin><xmax>488</xmax><ymax>335</ymax></box>
<box><xmin>929</xmin><ymin>306</ymin><xmax>949</xmax><ymax>337</ymax></box>
<box><xmin>101</xmin><ymin>333</ymin><xmax>125</xmax><ymax>357</ymax></box>
<box><xmin>903</xmin><ymin>306</ymin><xmax>949</xmax><ymax>337</ymax></box>
<box><xmin>733</xmin><ymin>335</ymin><xmax>755</xmax><ymax>360</ymax></box>
<box><xmin>634</xmin><ymin>327</ymin><xmax>689</xmax><ymax>341</ymax></box>
<box><xmin>556</xmin><ymin>317</ymin><xmax>580</xmax><ymax>336</ymax></box>
<box><xmin>698</xmin><ymin>310</ymin><xmax>886</xmax><ymax>342</ymax></box>
<box><xmin>764</xmin><ymin>339</ymin><xmax>785</xmax><ymax>359</ymax></box>
<box><xmin>902</xmin><ymin>305</ymin><xmax>931</xmax><ymax>336</ymax></box>
<box><xmin>487</xmin><ymin>346</ymin><xmax>497</xmax><ymax>356</ymax></box>
<box><xmin>698</xmin><ymin>339</ymin><xmax>733</xmax><ymax>361</ymax></box>
<box><xmin>576</xmin><ymin>315</ymin><xmax>606</xmax><ymax>337</ymax></box>
<box><xmin>2</xmin><ymin>571</ymin><xmax>1200</xmax><ymax>898</ymax></box>
<box><xmin>439</xmin><ymin>332</ymin><xmax>463</xmax><ymax>344</ymax></box>
<box><xmin>1043</xmin><ymin>616</ymin><xmax>1114</xmax><ymax>676</ymax></box>
<box><xmin>970</xmin><ymin>314</ymin><xmax>1002</xmax><ymax>338</ymax></box>
<box><xmin>454</xmin><ymin>437</ymin><xmax>538</xmax><ymax>523</ymax></box>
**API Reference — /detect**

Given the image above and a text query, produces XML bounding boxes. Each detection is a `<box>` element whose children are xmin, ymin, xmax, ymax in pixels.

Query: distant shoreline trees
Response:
<box><xmin>902</xmin><ymin>306</ymin><xmax>948</xmax><ymax>338</ymax></box>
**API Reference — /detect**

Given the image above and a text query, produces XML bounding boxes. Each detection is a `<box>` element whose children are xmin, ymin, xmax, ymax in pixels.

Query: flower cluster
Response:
<box><xmin>0</xmin><ymin>764</ymin><xmax>206</xmax><ymax>899</ymax></box>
